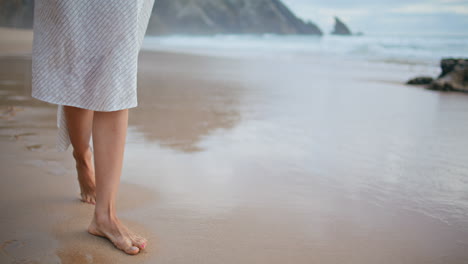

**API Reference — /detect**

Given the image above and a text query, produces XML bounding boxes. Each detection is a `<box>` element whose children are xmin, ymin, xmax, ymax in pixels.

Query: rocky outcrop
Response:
<box><xmin>0</xmin><ymin>0</ymin><xmax>323</xmax><ymax>35</ymax></box>
<box><xmin>331</xmin><ymin>17</ymin><xmax>351</xmax><ymax>35</ymax></box>
<box><xmin>406</xmin><ymin>76</ymin><xmax>434</xmax><ymax>85</ymax></box>
<box><xmin>147</xmin><ymin>0</ymin><xmax>322</xmax><ymax>35</ymax></box>
<box><xmin>407</xmin><ymin>58</ymin><xmax>468</xmax><ymax>93</ymax></box>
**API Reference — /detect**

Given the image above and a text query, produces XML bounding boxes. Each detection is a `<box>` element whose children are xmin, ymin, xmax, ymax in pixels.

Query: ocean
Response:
<box><xmin>142</xmin><ymin>33</ymin><xmax>468</xmax><ymax>71</ymax></box>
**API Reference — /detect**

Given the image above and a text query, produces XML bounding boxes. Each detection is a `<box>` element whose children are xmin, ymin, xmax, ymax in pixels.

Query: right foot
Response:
<box><xmin>73</xmin><ymin>148</ymin><xmax>96</xmax><ymax>204</ymax></box>
<box><xmin>87</xmin><ymin>215</ymin><xmax>147</xmax><ymax>255</ymax></box>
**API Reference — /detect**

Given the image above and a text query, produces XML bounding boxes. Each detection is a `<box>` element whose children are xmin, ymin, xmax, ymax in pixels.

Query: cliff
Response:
<box><xmin>331</xmin><ymin>17</ymin><xmax>352</xmax><ymax>35</ymax></box>
<box><xmin>0</xmin><ymin>0</ymin><xmax>323</xmax><ymax>35</ymax></box>
<box><xmin>147</xmin><ymin>0</ymin><xmax>322</xmax><ymax>35</ymax></box>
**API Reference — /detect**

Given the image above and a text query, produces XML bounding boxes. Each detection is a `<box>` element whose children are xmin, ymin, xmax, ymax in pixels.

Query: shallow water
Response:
<box><xmin>126</xmin><ymin>51</ymin><xmax>468</xmax><ymax>263</ymax></box>
<box><xmin>143</xmin><ymin>33</ymin><xmax>468</xmax><ymax>67</ymax></box>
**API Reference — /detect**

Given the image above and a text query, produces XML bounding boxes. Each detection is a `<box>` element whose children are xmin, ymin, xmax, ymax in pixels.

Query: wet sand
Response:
<box><xmin>1</xmin><ymin>27</ymin><xmax>468</xmax><ymax>263</ymax></box>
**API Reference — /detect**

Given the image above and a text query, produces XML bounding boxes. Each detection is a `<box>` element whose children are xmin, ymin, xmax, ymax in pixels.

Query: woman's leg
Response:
<box><xmin>63</xmin><ymin>105</ymin><xmax>96</xmax><ymax>204</ymax></box>
<box><xmin>87</xmin><ymin>109</ymin><xmax>147</xmax><ymax>255</ymax></box>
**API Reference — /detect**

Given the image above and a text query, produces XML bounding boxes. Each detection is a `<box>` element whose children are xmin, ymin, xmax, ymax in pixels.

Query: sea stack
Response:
<box><xmin>331</xmin><ymin>17</ymin><xmax>352</xmax><ymax>35</ymax></box>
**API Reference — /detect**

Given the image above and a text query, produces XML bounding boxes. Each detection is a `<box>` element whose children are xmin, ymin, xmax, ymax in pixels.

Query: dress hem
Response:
<box><xmin>31</xmin><ymin>93</ymin><xmax>139</xmax><ymax>112</ymax></box>
<box><xmin>31</xmin><ymin>93</ymin><xmax>137</xmax><ymax>153</ymax></box>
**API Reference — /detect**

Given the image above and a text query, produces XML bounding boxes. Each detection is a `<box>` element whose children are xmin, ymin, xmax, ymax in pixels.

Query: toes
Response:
<box><xmin>88</xmin><ymin>196</ymin><xmax>96</xmax><ymax>205</ymax></box>
<box><xmin>116</xmin><ymin>238</ymin><xmax>140</xmax><ymax>255</ymax></box>
<box><xmin>125</xmin><ymin>246</ymin><xmax>140</xmax><ymax>255</ymax></box>
<box><xmin>131</xmin><ymin>235</ymin><xmax>147</xmax><ymax>249</ymax></box>
<box><xmin>127</xmin><ymin>232</ymin><xmax>147</xmax><ymax>249</ymax></box>
<box><xmin>80</xmin><ymin>194</ymin><xmax>96</xmax><ymax>205</ymax></box>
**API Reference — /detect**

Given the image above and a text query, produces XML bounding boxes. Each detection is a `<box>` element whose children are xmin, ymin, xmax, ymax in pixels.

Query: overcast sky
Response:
<box><xmin>282</xmin><ymin>0</ymin><xmax>468</xmax><ymax>34</ymax></box>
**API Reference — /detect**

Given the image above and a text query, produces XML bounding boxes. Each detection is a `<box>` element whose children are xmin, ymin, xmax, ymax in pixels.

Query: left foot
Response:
<box><xmin>88</xmin><ymin>214</ymin><xmax>147</xmax><ymax>255</ymax></box>
<box><xmin>73</xmin><ymin>148</ymin><xmax>96</xmax><ymax>204</ymax></box>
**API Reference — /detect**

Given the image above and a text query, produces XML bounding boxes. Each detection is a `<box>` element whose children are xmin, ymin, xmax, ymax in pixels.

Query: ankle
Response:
<box><xmin>73</xmin><ymin>147</ymin><xmax>93</xmax><ymax>166</ymax></box>
<box><xmin>93</xmin><ymin>211</ymin><xmax>118</xmax><ymax>225</ymax></box>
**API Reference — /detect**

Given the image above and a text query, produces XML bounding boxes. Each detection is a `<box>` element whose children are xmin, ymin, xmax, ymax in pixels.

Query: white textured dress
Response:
<box><xmin>31</xmin><ymin>0</ymin><xmax>155</xmax><ymax>152</ymax></box>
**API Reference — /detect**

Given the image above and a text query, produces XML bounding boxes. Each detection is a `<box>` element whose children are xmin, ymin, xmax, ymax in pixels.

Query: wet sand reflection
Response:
<box><xmin>130</xmin><ymin>52</ymin><xmax>244</xmax><ymax>152</ymax></box>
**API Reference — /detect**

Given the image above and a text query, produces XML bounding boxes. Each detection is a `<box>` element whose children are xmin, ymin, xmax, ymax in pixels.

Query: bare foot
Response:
<box><xmin>73</xmin><ymin>148</ymin><xmax>96</xmax><ymax>204</ymax></box>
<box><xmin>88</xmin><ymin>215</ymin><xmax>147</xmax><ymax>255</ymax></box>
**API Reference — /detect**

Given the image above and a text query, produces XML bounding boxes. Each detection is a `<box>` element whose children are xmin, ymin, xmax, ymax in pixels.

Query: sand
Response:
<box><xmin>1</xmin><ymin>27</ymin><xmax>468</xmax><ymax>264</ymax></box>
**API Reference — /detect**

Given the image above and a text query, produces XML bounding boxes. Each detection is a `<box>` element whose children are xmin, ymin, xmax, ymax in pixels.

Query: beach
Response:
<box><xmin>1</xmin><ymin>27</ymin><xmax>468</xmax><ymax>263</ymax></box>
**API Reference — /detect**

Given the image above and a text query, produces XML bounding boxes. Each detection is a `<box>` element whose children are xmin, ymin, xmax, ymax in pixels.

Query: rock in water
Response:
<box><xmin>406</xmin><ymin>77</ymin><xmax>434</xmax><ymax>85</ymax></box>
<box><xmin>331</xmin><ymin>17</ymin><xmax>352</xmax><ymax>35</ymax></box>
<box><xmin>438</xmin><ymin>58</ymin><xmax>464</xmax><ymax>78</ymax></box>
<box><xmin>407</xmin><ymin>58</ymin><xmax>468</xmax><ymax>93</ymax></box>
<box><xmin>429</xmin><ymin>58</ymin><xmax>468</xmax><ymax>92</ymax></box>
<box><xmin>148</xmin><ymin>0</ymin><xmax>323</xmax><ymax>35</ymax></box>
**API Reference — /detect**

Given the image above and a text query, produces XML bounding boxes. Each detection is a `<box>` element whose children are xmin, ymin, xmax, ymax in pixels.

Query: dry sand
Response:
<box><xmin>1</xmin><ymin>27</ymin><xmax>468</xmax><ymax>264</ymax></box>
